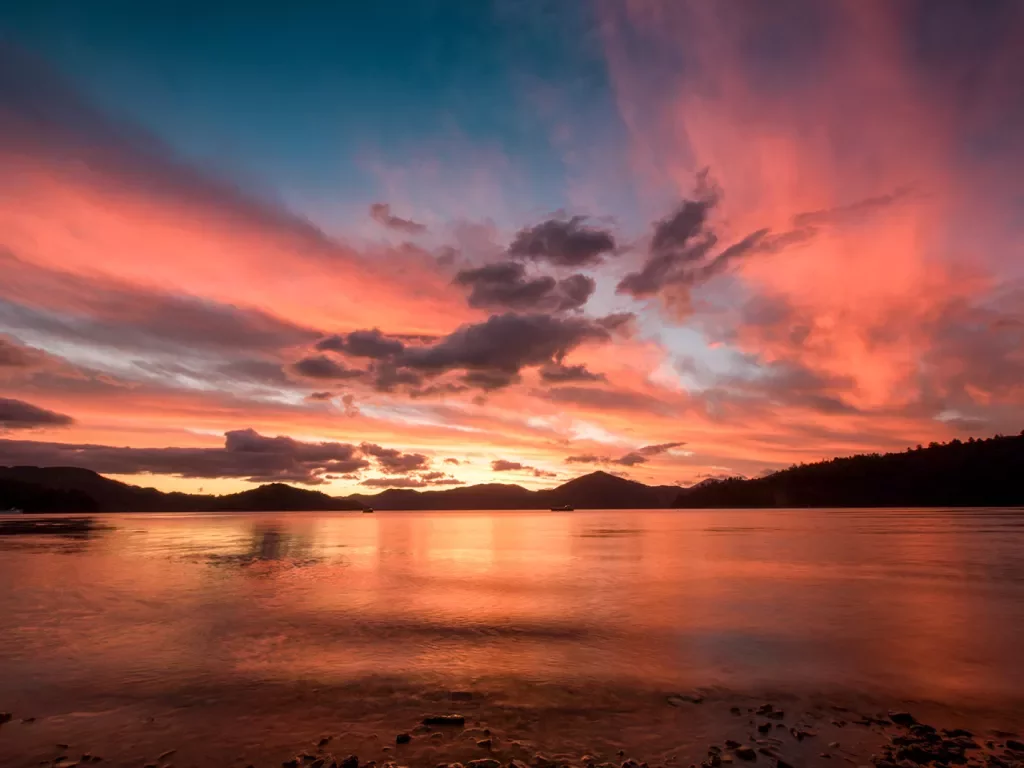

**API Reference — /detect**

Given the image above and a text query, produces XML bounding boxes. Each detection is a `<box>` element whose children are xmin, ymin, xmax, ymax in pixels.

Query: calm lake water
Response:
<box><xmin>2</xmin><ymin>508</ymin><xmax>1024</xmax><ymax>729</ymax></box>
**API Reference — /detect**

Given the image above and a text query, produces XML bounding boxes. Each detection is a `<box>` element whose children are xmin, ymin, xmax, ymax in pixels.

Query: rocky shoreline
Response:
<box><xmin>2</xmin><ymin>694</ymin><xmax>1022</xmax><ymax>768</ymax></box>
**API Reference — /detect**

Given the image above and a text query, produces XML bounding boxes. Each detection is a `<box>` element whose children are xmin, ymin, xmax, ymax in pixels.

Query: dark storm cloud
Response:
<box><xmin>0</xmin><ymin>398</ymin><xmax>74</xmax><ymax>430</ymax></box>
<box><xmin>557</xmin><ymin>274</ymin><xmax>597</xmax><ymax>310</ymax></box>
<box><xmin>360</xmin><ymin>442</ymin><xmax>431</xmax><ymax>474</ymax></box>
<box><xmin>564</xmin><ymin>441</ymin><xmax>685</xmax><ymax>467</ymax></box>
<box><xmin>612</xmin><ymin>452</ymin><xmax>647</xmax><ymax>466</ymax></box>
<box><xmin>453</xmin><ymin>261</ymin><xmax>595</xmax><ymax>312</ymax></box>
<box><xmin>371</xmin><ymin>362</ymin><xmax>424</xmax><ymax>392</ymax></box>
<box><xmin>408</xmin><ymin>382</ymin><xmax>470</xmax><ymax>399</ymax></box>
<box><xmin>461</xmin><ymin>369</ymin><xmax>521</xmax><ymax>390</ymax></box>
<box><xmin>539</xmin><ymin>362</ymin><xmax>606</xmax><ymax>383</ymax></box>
<box><xmin>490</xmin><ymin>459</ymin><xmax>553</xmax><ymax>478</ymax></box>
<box><xmin>399</xmin><ymin>313</ymin><xmax>612</xmax><ymax>375</ymax></box>
<box><xmin>419</xmin><ymin>471</ymin><xmax>465</xmax><ymax>485</ymax></box>
<box><xmin>0</xmin><ymin>428</ymin><xmax>369</xmax><ymax>484</ymax></box>
<box><xmin>617</xmin><ymin>176</ymin><xmax>813</xmax><ymax>299</ymax></box>
<box><xmin>637</xmin><ymin>441</ymin><xmax>686</xmax><ymax>456</ymax></box>
<box><xmin>565</xmin><ymin>454</ymin><xmax>602</xmax><ymax>464</ymax></box>
<box><xmin>507</xmin><ymin>216</ymin><xmax>617</xmax><ymax>267</ymax></box>
<box><xmin>290</xmin><ymin>355</ymin><xmax>365</xmax><ymax>381</ymax></box>
<box><xmin>455</xmin><ymin>262</ymin><xmax>556</xmax><ymax>310</ymax></box>
<box><xmin>314</xmin><ymin>310</ymin><xmax>630</xmax><ymax>394</ymax></box>
<box><xmin>615</xmin><ymin>194</ymin><xmax>720</xmax><ymax>297</ymax></box>
<box><xmin>393</xmin><ymin>332</ymin><xmax>440</xmax><ymax>344</ymax></box>
<box><xmin>491</xmin><ymin>459</ymin><xmax>526</xmax><ymax>471</ymax></box>
<box><xmin>650</xmin><ymin>198</ymin><xmax>717</xmax><ymax>255</ymax></box>
<box><xmin>611</xmin><ymin>442</ymin><xmax>684</xmax><ymax>466</ymax></box>
<box><xmin>369</xmin><ymin>203</ymin><xmax>427</xmax><ymax>235</ymax></box>
<box><xmin>316</xmin><ymin>329</ymin><xmax>406</xmax><ymax>359</ymax></box>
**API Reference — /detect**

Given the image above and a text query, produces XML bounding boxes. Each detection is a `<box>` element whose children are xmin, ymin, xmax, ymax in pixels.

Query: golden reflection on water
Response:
<box><xmin>1</xmin><ymin>508</ymin><xmax>1024</xmax><ymax>709</ymax></box>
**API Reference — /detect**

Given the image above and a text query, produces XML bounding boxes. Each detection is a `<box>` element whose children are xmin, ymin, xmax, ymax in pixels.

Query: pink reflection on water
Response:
<box><xmin>1</xmin><ymin>508</ymin><xmax>1023</xmax><ymax>713</ymax></box>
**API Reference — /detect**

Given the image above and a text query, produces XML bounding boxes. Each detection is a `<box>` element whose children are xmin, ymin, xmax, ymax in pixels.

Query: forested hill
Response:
<box><xmin>674</xmin><ymin>432</ymin><xmax>1024</xmax><ymax>508</ymax></box>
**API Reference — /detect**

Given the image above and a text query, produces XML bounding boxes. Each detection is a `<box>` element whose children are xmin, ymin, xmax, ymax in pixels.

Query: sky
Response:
<box><xmin>1</xmin><ymin>0</ymin><xmax>1023</xmax><ymax>495</ymax></box>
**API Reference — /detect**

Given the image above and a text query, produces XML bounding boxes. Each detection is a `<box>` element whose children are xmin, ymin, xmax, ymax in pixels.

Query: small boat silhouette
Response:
<box><xmin>4</xmin><ymin>507</ymin><xmax>24</xmax><ymax>514</ymax></box>
<box><xmin>362</xmin><ymin>507</ymin><xmax>374</xmax><ymax>513</ymax></box>
<box><xmin>550</xmin><ymin>504</ymin><xmax>574</xmax><ymax>512</ymax></box>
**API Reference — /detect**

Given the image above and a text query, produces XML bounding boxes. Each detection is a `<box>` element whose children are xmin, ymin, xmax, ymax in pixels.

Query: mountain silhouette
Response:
<box><xmin>0</xmin><ymin>466</ymin><xmax>676</xmax><ymax>512</ymax></box>
<box><xmin>5</xmin><ymin>432</ymin><xmax>1023</xmax><ymax>513</ymax></box>
<box><xmin>213</xmin><ymin>483</ymin><xmax>363</xmax><ymax>511</ymax></box>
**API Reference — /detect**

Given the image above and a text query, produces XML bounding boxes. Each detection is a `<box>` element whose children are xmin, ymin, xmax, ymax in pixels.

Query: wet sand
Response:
<box><xmin>1</xmin><ymin>679</ymin><xmax>1021</xmax><ymax>768</ymax></box>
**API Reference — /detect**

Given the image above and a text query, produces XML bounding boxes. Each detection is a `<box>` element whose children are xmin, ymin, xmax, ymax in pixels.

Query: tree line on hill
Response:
<box><xmin>674</xmin><ymin>432</ymin><xmax>1024</xmax><ymax>508</ymax></box>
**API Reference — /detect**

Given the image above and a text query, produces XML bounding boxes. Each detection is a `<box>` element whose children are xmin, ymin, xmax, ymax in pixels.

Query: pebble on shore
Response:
<box><xmin>13</xmin><ymin>702</ymin><xmax>1022</xmax><ymax>768</ymax></box>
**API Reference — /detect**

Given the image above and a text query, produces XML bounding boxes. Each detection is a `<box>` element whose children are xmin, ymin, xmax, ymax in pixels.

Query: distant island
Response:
<box><xmin>2</xmin><ymin>432</ymin><xmax>1022</xmax><ymax>512</ymax></box>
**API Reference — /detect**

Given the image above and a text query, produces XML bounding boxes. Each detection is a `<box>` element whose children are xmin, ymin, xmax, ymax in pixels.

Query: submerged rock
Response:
<box><xmin>396</xmin><ymin>734</ymin><xmax>412</xmax><ymax>745</ymax></box>
<box><xmin>340</xmin><ymin>756</ymin><xmax>359</xmax><ymax>768</ymax></box>
<box><xmin>888</xmin><ymin>713</ymin><xmax>917</xmax><ymax>727</ymax></box>
<box><xmin>467</xmin><ymin>759</ymin><xmax>501</xmax><ymax>768</ymax></box>
<box><xmin>943</xmin><ymin>730</ymin><xmax>973</xmax><ymax>739</ymax></box>
<box><xmin>734</xmin><ymin>747</ymin><xmax>757</xmax><ymax>761</ymax></box>
<box><xmin>1006</xmin><ymin>741</ymin><xmax>1024</xmax><ymax>753</ymax></box>
<box><xmin>669</xmin><ymin>694</ymin><xmax>705</xmax><ymax>706</ymax></box>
